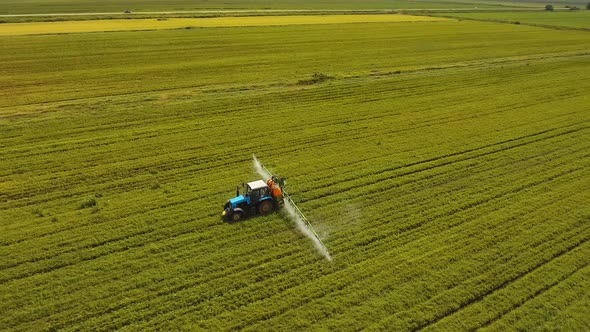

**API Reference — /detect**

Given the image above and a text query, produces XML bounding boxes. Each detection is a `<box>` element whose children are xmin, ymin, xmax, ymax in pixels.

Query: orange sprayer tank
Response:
<box><xmin>267</xmin><ymin>179</ymin><xmax>283</xmax><ymax>199</ymax></box>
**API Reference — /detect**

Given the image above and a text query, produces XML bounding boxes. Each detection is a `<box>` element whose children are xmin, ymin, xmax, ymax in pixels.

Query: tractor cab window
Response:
<box><xmin>246</xmin><ymin>185</ymin><xmax>257</xmax><ymax>196</ymax></box>
<box><xmin>260</xmin><ymin>187</ymin><xmax>270</xmax><ymax>197</ymax></box>
<box><xmin>250</xmin><ymin>188</ymin><xmax>261</xmax><ymax>202</ymax></box>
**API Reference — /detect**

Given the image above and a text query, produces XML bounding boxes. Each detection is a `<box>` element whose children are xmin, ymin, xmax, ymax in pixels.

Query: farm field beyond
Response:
<box><xmin>1</xmin><ymin>13</ymin><xmax>589</xmax><ymax>332</ymax></box>
<box><xmin>437</xmin><ymin>11</ymin><xmax>590</xmax><ymax>29</ymax></box>
<box><xmin>0</xmin><ymin>14</ymin><xmax>446</xmax><ymax>36</ymax></box>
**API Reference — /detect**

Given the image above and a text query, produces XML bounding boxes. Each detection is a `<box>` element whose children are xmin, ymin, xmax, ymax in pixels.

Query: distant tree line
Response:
<box><xmin>546</xmin><ymin>3</ymin><xmax>590</xmax><ymax>10</ymax></box>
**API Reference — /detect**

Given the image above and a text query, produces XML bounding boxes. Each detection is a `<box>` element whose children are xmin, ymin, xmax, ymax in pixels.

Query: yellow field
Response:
<box><xmin>0</xmin><ymin>14</ymin><xmax>447</xmax><ymax>36</ymax></box>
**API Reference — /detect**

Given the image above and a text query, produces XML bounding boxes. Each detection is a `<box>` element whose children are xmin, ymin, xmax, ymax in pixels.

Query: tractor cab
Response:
<box><xmin>222</xmin><ymin>180</ymin><xmax>276</xmax><ymax>222</ymax></box>
<box><xmin>245</xmin><ymin>180</ymin><xmax>270</xmax><ymax>204</ymax></box>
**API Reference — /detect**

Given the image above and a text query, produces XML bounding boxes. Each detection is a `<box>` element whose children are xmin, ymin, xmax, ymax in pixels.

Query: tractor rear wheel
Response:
<box><xmin>258</xmin><ymin>200</ymin><xmax>274</xmax><ymax>215</ymax></box>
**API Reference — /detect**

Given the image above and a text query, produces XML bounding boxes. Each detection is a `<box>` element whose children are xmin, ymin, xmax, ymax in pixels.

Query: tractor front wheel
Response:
<box><xmin>231</xmin><ymin>212</ymin><xmax>243</xmax><ymax>222</ymax></box>
<box><xmin>258</xmin><ymin>200</ymin><xmax>274</xmax><ymax>215</ymax></box>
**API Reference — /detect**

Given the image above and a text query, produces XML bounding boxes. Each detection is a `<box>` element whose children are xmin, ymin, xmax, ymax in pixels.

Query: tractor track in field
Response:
<box><xmin>336</xmin><ymin>164</ymin><xmax>587</xmax><ymax>253</ymax></box>
<box><xmin>322</xmin><ymin>217</ymin><xmax>590</xmax><ymax>331</ymax></box>
<box><xmin>413</xmin><ymin>233</ymin><xmax>590</xmax><ymax>331</ymax></box>
<box><xmin>302</xmin><ymin>196</ymin><xmax>589</xmax><ymax>330</ymax></box>
<box><xmin>3</xmin><ymin>243</ymin><xmax>307</xmax><ymax>330</ymax></box>
<box><xmin>3</xmin><ymin>237</ymin><xmax>310</xmax><ymax>330</ymax></box>
<box><xmin>255</xmin><ymin>213</ymin><xmax>590</xmax><ymax>331</ymax></box>
<box><xmin>323</xmin><ymin>144</ymin><xmax>588</xmax><ymax>247</ymax></box>
<box><xmin>300</xmin><ymin>124</ymin><xmax>589</xmax><ymax>203</ymax></box>
<box><xmin>338</xmin><ymin>154</ymin><xmax>588</xmax><ymax>252</ymax></box>
<box><xmin>326</xmin><ymin>161</ymin><xmax>588</xmax><ymax>261</ymax></box>
<box><xmin>476</xmin><ymin>261</ymin><xmax>590</xmax><ymax>330</ymax></box>
<box><xmin>356</xmin><ymin>222</ymin><xmax>590</xmax><ymax>331</ymax></box>
<box><xmin>279</xmin><ymin>106</ymin><xmax>586</xmax><ymax>187</ymax></box>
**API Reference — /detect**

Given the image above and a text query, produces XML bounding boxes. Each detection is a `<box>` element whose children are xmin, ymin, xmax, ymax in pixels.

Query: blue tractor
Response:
<box><xmin>222</xmin><ymin>177</ymin><xmax>284</xmax><ymax>222</ymax></box>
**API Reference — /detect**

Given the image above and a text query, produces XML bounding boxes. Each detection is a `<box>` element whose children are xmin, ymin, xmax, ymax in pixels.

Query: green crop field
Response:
<box><xmin>436</xmin><ymin>10</ymin><xmax>590</xmax><ymax>29</ymax></box>
<box><xmin>1</xmin><ymin>9</ymin><xmax>590</xmax><ymax>332</ymax></box>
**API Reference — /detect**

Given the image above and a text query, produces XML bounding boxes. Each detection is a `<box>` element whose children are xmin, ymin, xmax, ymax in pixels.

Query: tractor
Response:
<box><xmin>222</xmin><ymin>176</ymin><xmax>285</xmax><ymax>222</ymax></box>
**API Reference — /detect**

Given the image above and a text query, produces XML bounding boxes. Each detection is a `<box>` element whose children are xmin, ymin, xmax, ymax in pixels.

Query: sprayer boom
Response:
<box><xmin>282</xmin><ymin>192</ymin><xmax>329</xmax><ymax>250</ymax></box>
<box><xmin>254</xmin><ymin>155</ymin><xmax>328</xmax><ymax>251</ymax></box>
